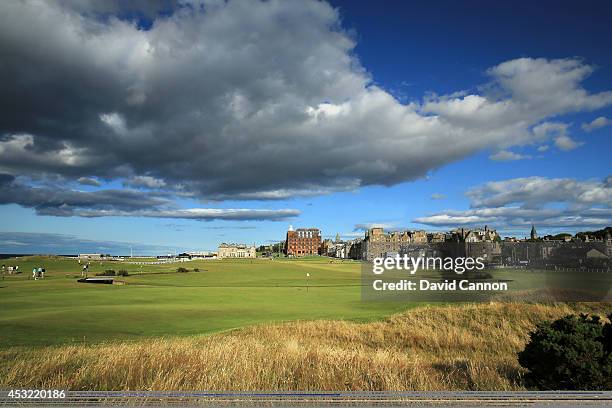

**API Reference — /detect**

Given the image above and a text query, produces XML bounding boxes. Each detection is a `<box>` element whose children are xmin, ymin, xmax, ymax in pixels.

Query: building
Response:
<box><xmin>464</xmin><ymin>241</ymin><xmax>503</xmax><ymax>265</ymax></box>
<box><xmin>177</xmin><ymin>251</ymin><xmax>214</xmax><ymax>259</ymax></box>
<box><xmin>319</xmin><ymin>239</ymin><xmax>335</xmax><ymax>256</ymax></box>
<box><xmin>362</xmin><ymin>227</ymin><xmax>412</xmax><ymax>260</ymax></box>
<box><xmin>78</xmin><ymin>253</ymin><xmax>108</xmax><ymax>260</ymax></box>
<box><xmin>530</xmin><ymin>224</ymin><xmax>538</xmax><ymax>240</ymax></box>
<box><xmin>217</xmin><ymin>243</ymin><xmax>256</xmax><ymax>259</ymax></box>
<box><xmin>427</xmin><ymin>232</ymin><xmax>446</xmax><ymax>243</ymax></box>
<box><xmin>410</xmin><ymin>230</ymin><xmax>428</xmax><ymax>243</ymax></box>
<box><xmin>285</xmin><ymin>226</ymin><xmax>321</xmax><ymax>256</ymax></box>
<box><xmin>348</xmin><ymin>239</ymin><xmax>363</xmax><ymax>259</ymax></box>
<box><xmin>336</xmin><ymin>241</ymin><xmax>349</xmax><ymax>258</ymax></box>
<box><xmin>450</xmin><ymin>226</ymin><xmax>499</xmax><ymax>243</ymax></box>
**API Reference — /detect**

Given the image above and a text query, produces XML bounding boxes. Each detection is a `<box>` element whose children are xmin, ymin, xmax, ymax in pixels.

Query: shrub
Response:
<box><xmin>117</xmin><ymin>270</ymin><xmax>129</xmax><ymax>276</ymax></box>
<box><xmin>177</xmin><ymin>267</ymin><xmax>189</xmax><ymax>273</ymax></box>
<box><xmin>96</xmin><ymin>270</ymin><xmax>115</xmax><ymax>276</ymax></box>
<box><xmin>518</xmin><ymin>312</ymin><xmax>612</xmax><ymax>390</ymax></box>
<box><xmin>193</xmin><ymin>268</ymin><xmax>200</xmax><ymax>272</ymax></box>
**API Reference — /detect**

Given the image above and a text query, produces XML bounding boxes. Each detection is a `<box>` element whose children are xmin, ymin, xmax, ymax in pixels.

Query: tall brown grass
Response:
<box><xmin>1</xmin><ymin>302</ymin><xmax>609</xmax><ymax>391</ymax></box>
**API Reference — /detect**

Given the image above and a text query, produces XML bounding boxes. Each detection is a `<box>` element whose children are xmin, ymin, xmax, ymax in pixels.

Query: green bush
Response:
<box><xmin>117</xmin><ymin>270</ymin><xmax>129</xmax><ymax>276</ymax></box>
<box><xmin>177</xmin><ymin>267</ymin><xmax>189</xmax><ymax>273</ymax></box>
<box><xmin>518</xmin><ymin>313</ymin><xmax>612</xmax><ymax>390</ymax></box>
<box><xmin>193</xmin><ymin>268</ymin><xmax>200</xmax><ymax>272</ymax></box>
<box><xmin>96</xmin><ymin>269</ymin><xmax>115</xmax><ymax>276</ymax></box>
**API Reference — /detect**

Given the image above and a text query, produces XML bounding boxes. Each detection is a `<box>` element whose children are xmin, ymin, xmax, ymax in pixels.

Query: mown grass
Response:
<box><xmin>1</xmin><ymin>302</ymin><xmax>609</xmax><ymax>391</ymax></box>
<box><xmin>0</xmin><ymin>256</ymin><xmax>410</xmax><ymax>347</ymax></box>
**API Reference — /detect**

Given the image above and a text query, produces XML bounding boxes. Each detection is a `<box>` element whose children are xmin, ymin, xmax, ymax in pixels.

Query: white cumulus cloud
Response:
<box><xmin>414</xmin><ymin>176</ymin><xmax>611</xmax><ymax>231</ymax></box>
<box><xmin>582</xmin><ymin>116</ymin><xmax>611</xmax><ymax>132</ymax></box>
<box><xmin>489</xmin><ymin>150</ymin><xmax>531</xmax><ymax>161</ymax></box>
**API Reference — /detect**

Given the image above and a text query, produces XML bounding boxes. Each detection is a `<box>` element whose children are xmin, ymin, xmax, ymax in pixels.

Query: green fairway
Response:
<box><xmin>3</xmin><ymin>256</ymin><xmax>609</xmax><ymax>348</ymax></box>
<box><xmin>0</xmin><ymin>256</ymin><xmax>412</xmax><ymax>347</ymax></box>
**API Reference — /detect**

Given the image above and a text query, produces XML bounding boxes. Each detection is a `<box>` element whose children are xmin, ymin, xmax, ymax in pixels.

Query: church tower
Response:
<box><xmin>530</xmin><ymin>224</ymin><xmax>538</xmax><ymax>240</ymax></box>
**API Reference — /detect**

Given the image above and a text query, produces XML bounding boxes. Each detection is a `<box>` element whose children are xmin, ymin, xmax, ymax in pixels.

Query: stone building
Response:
<box><xmin>217</xmin><ymin>243</ymin><xmax>256</xmax><ymax>259</ymax></box>
<box><xmin>450</xmin><ymin>226</ymin><xmax>499</xmax><ymax>243</ymax></box>
<box><xmin>464</xmin><ymin>241</ymin><xmax>503</xmax><ymax>265</ymax></box>
<box><xmin>332</xmin><ymin>239</ymin><xmax>363</xmax><ymax>260</ymax></box>
<box><xmin>410</xmin><ymin>230</ymin><xmax>428</xmax><ymax>243</ymax></box>
<box><xmin>427</xmin><ymin>232</ymin><xmax>446</xmax><ymax>243</ymax></box>
<box><xmin>319</xmin><ymin>239</ymin><xmax>335</xmax><ymax>256</ymax></box>
<box><xmin>348</xmin><ymin>239</ymin><xmax>363</xmax><ymax>260</ymax></box>
<box><xmin>285</xmin><ymin>226</ymin><xmax>321</xmax><ymax>256</ymax></box>
<box><xmin>362</xmin><ymin>227</ymin><xmax>410</xmax><ymax>260</ymax></box>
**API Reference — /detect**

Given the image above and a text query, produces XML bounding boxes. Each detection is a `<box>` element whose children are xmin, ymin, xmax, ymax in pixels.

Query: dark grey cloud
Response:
<box><xmin>0</xmin><ymin>174</ymin><xmax>171</xmax><ymax>216</ymax></box>
<box><xmin>58</xmin><ymin>0</ymin><xmax>179</xmax><ymax>18</ymax></box>
<box><xmin>414</xmin><ymin>176</ymin><xmax>612</xmax><ymax>232</ymax></box>
<box><xmin>0</xmin><ymin>1</ymin><xmax>611</xmax><ymax>207</ymax></box>
<box><xmin>0</xmin><ymin>175</ymin><xmax>299</xmax><ymax>221</ymax></box>
<box><xmin>75</xmin><ymin>208</ymin><xmax>300</xmax><ymax>221</ymax></box>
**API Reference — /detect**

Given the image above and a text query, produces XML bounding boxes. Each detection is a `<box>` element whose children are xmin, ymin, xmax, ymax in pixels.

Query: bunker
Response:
<box><xmin>77</xmin><ymin>277</ymin><xmax>127</xmax><ymax>285</ymax></box>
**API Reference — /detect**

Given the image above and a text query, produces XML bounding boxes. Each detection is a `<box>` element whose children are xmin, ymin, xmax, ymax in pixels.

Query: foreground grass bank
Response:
<box><xmin>2</xmin><ymin>302</ymin><xmax>609</xmax><ymax>391</ymax></box>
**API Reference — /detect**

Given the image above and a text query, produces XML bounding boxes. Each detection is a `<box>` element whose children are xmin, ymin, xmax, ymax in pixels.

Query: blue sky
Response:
<box><xmin>0</xmin><ymin>0</ymin><xmax>610</xmax><ymax>254</ymax></box>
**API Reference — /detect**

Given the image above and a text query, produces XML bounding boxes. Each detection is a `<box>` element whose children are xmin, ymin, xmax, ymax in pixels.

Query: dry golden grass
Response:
<box><xmin>1</xmin><ymin>302</ymin><xmax>609</xmax><ymax>391</ymax></box>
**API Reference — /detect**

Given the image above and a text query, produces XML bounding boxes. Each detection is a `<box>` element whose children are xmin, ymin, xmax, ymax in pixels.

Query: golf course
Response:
<box><xmin>2</xmin><ymin>255</ymin><xmax>611</xmax><ymax>348</ymax></box>
<box><xmin>0</xmin><ymin>256</ymin><xmax>414</xmax><ymax>347</ymax></box>
<box><xmin>1</xmin><ymin>255</ymin><xmax>611</xmax><ymax>390</ymax></box>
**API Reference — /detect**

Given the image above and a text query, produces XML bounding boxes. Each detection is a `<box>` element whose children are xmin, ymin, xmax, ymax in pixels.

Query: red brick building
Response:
<box><xmin>285</xmin><ymin>226</ymin><xmax>321</xmax><ymax>256</ymax></box>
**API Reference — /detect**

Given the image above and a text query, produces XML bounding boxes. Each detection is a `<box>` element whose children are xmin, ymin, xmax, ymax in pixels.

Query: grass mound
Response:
<box><xmin>2</xmin><ymin>302</ymin><xmax>609</xmax><ymax>391</ymax></box>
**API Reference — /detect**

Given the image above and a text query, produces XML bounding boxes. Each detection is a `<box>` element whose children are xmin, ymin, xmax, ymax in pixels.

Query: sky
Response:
<box><xmin>0</xmin><ymin>0</ymin><xmax>610</xmax><ymax>255</ymax></box>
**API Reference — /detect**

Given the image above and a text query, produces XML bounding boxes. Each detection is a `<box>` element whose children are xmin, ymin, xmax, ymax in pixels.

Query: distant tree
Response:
<box><xmin>117</xmin><ymin>270</ymin><xmax>129</xmax><ymax>276</ymax></box>
<box><xmin>518</xmin><ymin>313</ymin><xmax>612</xmax><ymax>390</ymax></box>
<box><xmin>575</xmin><ymin>227</ymin><xmax>612</xmax><ymax>241</ymax></box>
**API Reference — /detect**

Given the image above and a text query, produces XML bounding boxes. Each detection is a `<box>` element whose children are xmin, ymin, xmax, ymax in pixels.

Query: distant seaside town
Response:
<box><xmin>70</xmin><ymin>225</ymin><xmax>612</xmax><ymax>272</ymax></box>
